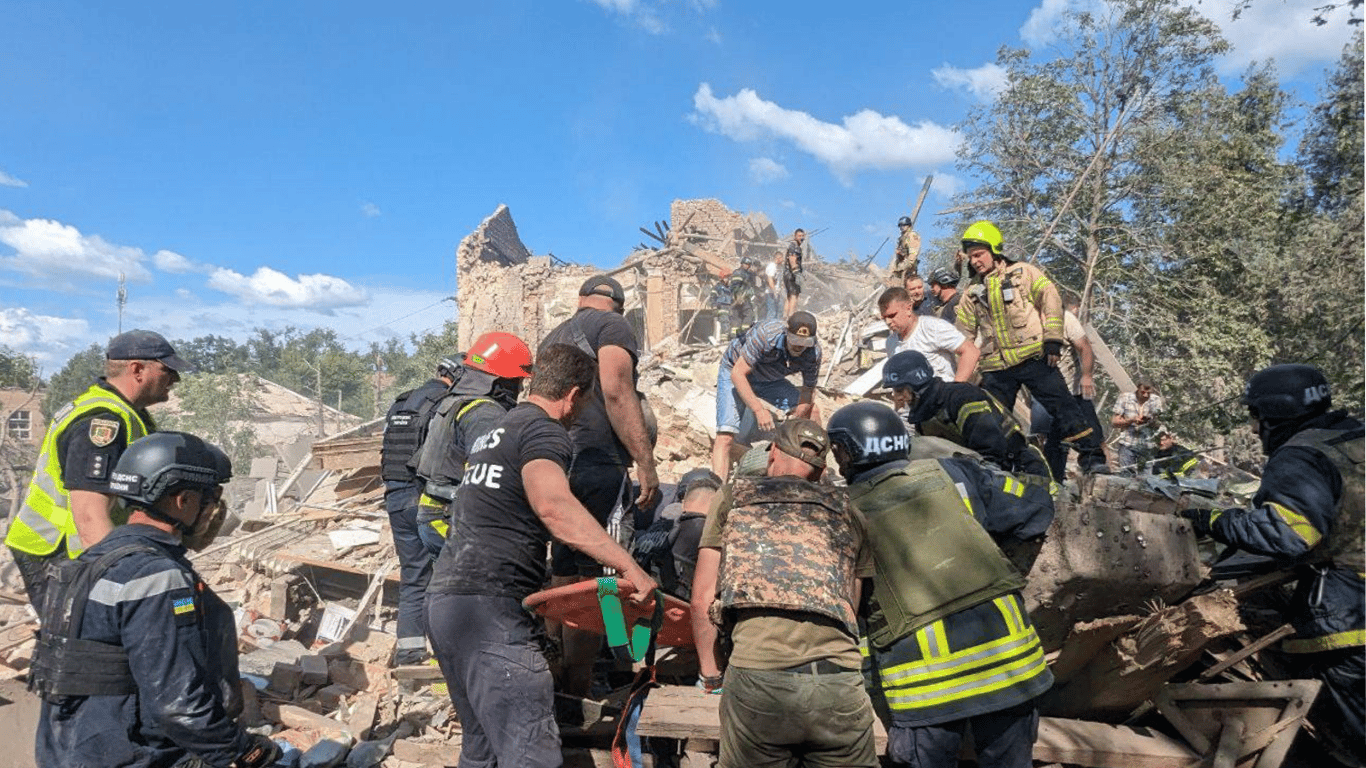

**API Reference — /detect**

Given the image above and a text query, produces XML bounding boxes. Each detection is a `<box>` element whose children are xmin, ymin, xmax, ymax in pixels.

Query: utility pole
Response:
<box><xmin>116</xmin><ymin>273</ymin><xmax>127</xmax><ymax>333</ymax></box>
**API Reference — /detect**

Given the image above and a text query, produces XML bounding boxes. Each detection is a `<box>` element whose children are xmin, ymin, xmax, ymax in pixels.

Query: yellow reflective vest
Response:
<box><xmin>5</xmin><ymin>384</ymin><xmax>150</xmax><ymax>558</ymax></box>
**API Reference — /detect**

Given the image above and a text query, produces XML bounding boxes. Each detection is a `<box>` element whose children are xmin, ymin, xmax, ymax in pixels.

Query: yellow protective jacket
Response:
<box><xmin>955</xmin><ymin>260</ymin><xmax>1064</xmax><ymax>371</ymax></box>
<box><xmin>5</xmin><ymin>384</ymin><xmax>150</xmax><ymax>558</ymax></box>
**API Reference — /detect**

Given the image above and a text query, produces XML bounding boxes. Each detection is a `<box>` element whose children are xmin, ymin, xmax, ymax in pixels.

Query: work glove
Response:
<box><xmin>1180</xmin><ymin>507</ymin><xmax>1215</xmax><ymax>538</ymax></box>
<box><xmin>1043</xmin><ymin>341</ymin><xmax>1063</xmax><ymax>367</ymax></box>
<box><xmin>234</xmin><ymin>733</ymin><xmax>283</xmax><ymax>768</ymax></box>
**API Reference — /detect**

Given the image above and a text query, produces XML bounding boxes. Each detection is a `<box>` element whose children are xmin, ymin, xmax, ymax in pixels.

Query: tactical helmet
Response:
<box><xmin>109</xmin><ymin>432</ymin><xmax>232</xmax><ymax>509</ymax></box>
<box><xmin>961</xmin><ymin>221</ymin><xmax>1004</xmax><ymax>257</ymax></box>
<box><xmin>827</xmin><ymin>401</ymin><xmax>912</xmax><ymax>479</ymax></box>
<box><xmin>897</xmin><ymin>216</ymin><xmax>913</xmax><ymax>228</ymax></box>
<box><xmin>741</xmin><ymin>255</ymin><xmax>759</xmax><ymax>270</ymax></box>
<box><xmin>1243</xmin><ymin>364</ymin><xmax>1332</xmax><ymax>422</ymax></box>
<box><xmin>464</xmin><ymin>332</ymin><xmax>533</xmax><ymax>380</ymax></box>
<box><xmin>882</xmin><ymin>351</ymin><xmax>936</xmax><ymax>395</ymax></box>
<box><xmin>929</xmin><ymin>267</ymin><xmax>958</xmax><ymax>287</ymax></box>
<box><xmin>676</xmin><ymin>468</ymin><xmax>722</xmax><ymax>502</ymax></box>
<box><xmin>436</xmin><ymin>356</ymin><xmax>463</xmax><ymax>379</ymax></box>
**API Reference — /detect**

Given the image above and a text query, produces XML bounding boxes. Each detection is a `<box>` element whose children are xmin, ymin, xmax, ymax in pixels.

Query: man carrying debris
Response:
<box><xmin>710</xmin><ymin>312</ymin><xmax>822</xmax><ymax>480</ymax></box>
<box><xmin>381</xmin><ymin>355</ymin><xmax>463</xmax><ymax>666</ymax></box>
<box><xmin>893</xmin><ymin>215</ymin><xmax>920</xmax><ymax>277</ymax></box>
<box><xmin>6</xmin><ymin>330</ymin><xmax>193</xmax><ymax>611</ymax></box>
<box><xmin>538</xmin><ymin>275</ymin><xmax>660</xmax><ymax>697</ymax></box>
<box><xmin>955</xmin><ymin>221</ymin><xmax>1108</xmax><ymax>474</ymax></box>
<box><xmin>691</xmin><ymin>419</ymin><xmax>879</xmax><ymax>768</ymax></box>
<box><xmin>783</xmin><ymin>228</ymin><xmax>812</xmax><ymax>317</ymax></box>
<box><xmin>827</xmin><ymin>402</ymin><xmax>1053</xmax><ymax>768</ymax></box>
<box><xmin>425</xmin><ymin>344</ymin><xmax>657</xmax><ymax>768</ymax></box>
<box><xmin>926</xmin><ymin>267</ymin><xmax>961</xmax><ymax>321</ymax></box>
<box><xmin>879</xmin><ymin>286</ymin><xmax>979</xmax><ymax>383</ymax></box>
<box><xmin>31</xmin><ymin>431</ymin><xmax>281</xmax><ymax>768</ymax></box>
<box><xmin>883</xmin><ymin>350</ymin><xmax>1051</xmax><ymax>481</ymax></box>
<box><xmin>1181</xmin><ymin>364</ymin><xmax>1364</xmax><ymax>764</ymax></box>
<box><xmin>411</xmin><ymin>332</ymin><xmax>534</xmax><ymax>559</ymax></box>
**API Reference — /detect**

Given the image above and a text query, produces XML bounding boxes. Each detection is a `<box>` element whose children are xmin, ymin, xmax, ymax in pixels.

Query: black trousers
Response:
<box><xmin>10</xmin><ymin>546</ymin><xmax>51</xmax><ymax>612</ymax></box>
<box><xmin>886</xmin><ymin>700</ymin><xmax>1039</xmax><ymax>768</ymax></box>
<box><xmin>1032</xmin><ymin>396</ymin><xmax>1107</xmax><ymax>479</ymax></box>
<box><xmin>982</xmin><ymin>357</ymin><xmax>1105</xmax><ymax>472</ymax></box>
<box><xmin>384</xmin><ymin>482</ymin><xmax>433</xmax><ymax>655</ymax></box>
<box><xmin>551</xmin><ymin>449</ymin><xmax>628</xmax><ymax>578</ymax></box>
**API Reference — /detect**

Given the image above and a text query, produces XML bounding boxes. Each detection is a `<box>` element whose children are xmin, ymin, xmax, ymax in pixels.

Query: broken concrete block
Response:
<box><xmin>299</xmin><ymin>737</ymin><xmax>351</xmax><ymax>768</ymax></box>
<box><xmin>269</xmin><ymin>662</ymin><xmax>303</xmax><ymax>696</ymax></box>
<box><xmin>270</xmin><ymin>576</ymin><xmax>298</xmax><ymax>620</ymax></box>
<box><xmin>300</xmin><ymin>654</ymin><xmax>330</xmax><ymax>687</ymax></box>
<box><xmin>316</xmin><ymin>684</ymin><xmax>355</xmax><ymax>711</ymax></box>
<box><xmin>1024</xmin><ymin>500</ymin><xmax>1204</xmax><ymax>651</ymax></box>
<box><xmin>249</xmin><ymin>457</ymin><xmax>279</xmax><ymax>479</ymax></box>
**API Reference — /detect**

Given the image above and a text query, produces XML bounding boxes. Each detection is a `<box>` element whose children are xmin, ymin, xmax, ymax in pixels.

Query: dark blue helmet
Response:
<box><xmin>827</xmin><ymin>401</ymin><xmax>911</xmax><ymax>480</ymax></box>
<box><xmin>883</xmin><ymin>350</ymin><xmax>936</xmax><ymax>395</ymax></box>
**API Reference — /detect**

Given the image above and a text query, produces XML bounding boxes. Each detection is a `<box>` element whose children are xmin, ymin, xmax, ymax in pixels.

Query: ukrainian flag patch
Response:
<box><xmin>173</xmin><ymin>597</ymin><xmax>196</xmax><ymax>616</ymax></box>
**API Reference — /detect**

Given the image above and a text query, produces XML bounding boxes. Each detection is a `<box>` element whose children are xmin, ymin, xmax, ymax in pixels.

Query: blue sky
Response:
<box><xmin>0</xmin><ymin>0</ymin><xmax>1356</xmax><ymax>372</ymax></box>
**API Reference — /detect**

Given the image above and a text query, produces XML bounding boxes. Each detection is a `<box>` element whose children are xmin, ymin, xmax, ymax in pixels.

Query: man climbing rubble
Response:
<box><xmin>1181</xmin><ymin>364</ymin><xmax>1364</xmax><ymax>765</ymax></box>
<box><xmin>783</xmin><ymin>228</ymin><xmax>812</xmax><ymax>317</ymax></box>
<box><xmin>711</xmin><ymin>312</ymin><xmax>822</xmax><ymax>480</ymax></box>
<box><xmin>954</xmin><ymin>220</ymin><xmax>1107</xmax><ymax>474</ymax></box>
<box><xmin>879</xmin><ymin>286</ymin><xmax>979</xmax><ymax>383</ymax></box>
<box><xmin>828</xmin><ymin>402</ymin><xmax>1053</xmax><ymax>768</ymax></box>
<box><xmin>893</xmin><ymin>215</ymin><xmax>920</xmax><ymax>277</ymax></box>
<box><xmin>425</xmin><ymin>344</ymin><xmax>657</xmax><ymax>768</ymax></box>
<box><xmin>380</xmin><ymin>355</ymin><xmax>462</xmax><ymax>666</ymax></box>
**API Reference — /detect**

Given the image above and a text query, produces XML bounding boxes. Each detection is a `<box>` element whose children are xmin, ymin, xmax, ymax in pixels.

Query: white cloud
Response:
<box><xmin>586</xmin><ymin>0</ymin><xmax>666</xmax><ymax>34</ymax></box>
<box><xmin>361</xmin><ymin>202</ymin><xmax>382</xmax><ymax>218</ymax></box>
<box><xmin>933</xmin><ymin>63</ymin><xmax>1010</xmax><ymax>100</ymax></box>
<box><xmin>930</xmin><ymin>173</ymin><xmax>967</xmax><ymax>199</ymax></box>
<box><xmin>0</xmin><ymin>307</ymin><xmax>90</xmax><ymax>370</ymax></box>
<box><xmin>589</xmin><ymin>0</ymin><xmax>637</xmax><ymax>11</ymax></box>
<box><xmin>705</xmin><ymin>26</ymin><xmax>723</xmax><ymax>44</ymax></box>
<box><xmin>0</xmin><ymin>210</ymin><xmax>153</xmax><ymax>282</ymax></box>
<box><xmin>153</xmin><ymin>249</ymin><xmax>198</xmax><ymax>274</ymax></box>
<box><xmin>748</xmin><ymin>157</ymin><xmax>790</xmax><ymax>184</ymax></box>
<box><xmin>0</xmin><ymin>170</ymin><xmax>28</xmax><ymax>188</ymax></box>
<box><xmin>1020</xmin><ymin>0</ymin><xmax>1100</xmax><ymax>46</ymax></box>
<box><xmin>691</xmin><ymin>83</ymin><xmax>960</xmax><ymax>184</ymax></box>
<box><xmin>207</xmin><ymin>265</ymin><xmax>369</xmax><ymax>310</ymax></box>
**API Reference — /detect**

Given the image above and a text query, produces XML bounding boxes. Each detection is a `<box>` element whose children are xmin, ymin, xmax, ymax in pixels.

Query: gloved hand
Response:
<box><xmin>1043</xmin><ymin>341</ymin><xmax>1063</xmax><ymax>367</ymax></box>
<box><xmin>235</xmin><ymin>733</ymin><xmax>283</xmax><ymax>768</ymax></box>
<box><xmin>696</xmin><ymin>675</ymin><xmax>723</xmax><ymax>695</ymax></box>
<box><xmin>1180</xmin><ymin>507</ymin><xmax>1215</xmax><ymax>538</ymax></box>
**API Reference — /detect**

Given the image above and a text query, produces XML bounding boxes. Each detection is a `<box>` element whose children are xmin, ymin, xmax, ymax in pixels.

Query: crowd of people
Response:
<box><xmin>6</xmin><ymin>220</ymin><xmax>1361</xmax><ymax>768</ymax></box>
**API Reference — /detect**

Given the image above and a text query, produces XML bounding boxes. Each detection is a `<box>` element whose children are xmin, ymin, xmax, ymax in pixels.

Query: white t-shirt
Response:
<box><xmin>891</xmin><ymin>316</ymin><xmax>966</xmax><ymax>382</ymax></box>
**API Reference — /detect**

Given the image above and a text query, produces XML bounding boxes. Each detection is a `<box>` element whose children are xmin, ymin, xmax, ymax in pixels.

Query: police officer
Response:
<box><xmin>380</xmin><ymin>355</ymin><xmax>462</xmax><ymax>666</ymax></box>
<box><xmin>30</xmin><ymin>432</ymin><xmax>280</xmax><ymax>768</ymax></box>
<box><xmin>954</xmin><ymin>221</ymin><xmax>1107</xmax><ymax>474</ymax></box>
<box><xmin>827</xmin><ymin>402</ymin><xmax>1053</xmax><ymax>768</ymax></box>
<box><xmin>1181</xmin><ymin>364</ymin><xmax>1364</xmax><ymax>764</ymax></box>
<box><xmin>5</xmin><ymin>330</ymin><xmax>193</xmax><ymax>610</ymax></box>
<box><xmin>884</xmin><ymin>350</ymin><xmax>1051</xmax><ymax>481</ymax></box>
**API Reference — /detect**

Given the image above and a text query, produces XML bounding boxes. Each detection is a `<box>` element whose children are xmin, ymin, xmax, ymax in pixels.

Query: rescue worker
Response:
<box><xmin>30</xmin><ymin>431</ymin><xmax>281</xmax><ymax>768</ymax></box>
<box><xmin>380</xmin><ymin>356</ymin><xmax>462</xmax><ymax>666</ymax></box>
<box><xmin>1181</xmin><ymin>364</ymin><xmax>1364</xmax><ymax>764</ymax></box>
<box><xmin>425</xmin><ymin>344</ymin><xmax>657</xmax><ymax>768</ymax></box>
<box><xmin>1150</xmin><ymin>429</ymin><xmax>1198</xmax><ymax>480</ymax></box>
<box><xmin>954</xmin><ymin>221</ymin><xmax>1107</xmax><ymax>474</ymax></box>
<box><xmin>827</xmin><ymin>402</ymin><xmax>1053</xmax><ymax>768</ymax></box>
<box><xmin>691</xmin><ymin>419</ymin><xmax>879</xmax><ymax>768</ymax></box>
<box><xmin>884</xmin><ymin>350</ymin><xmax>1051</xmax><ymax>481</ymax></box>
<box><xmin>893</xmin><ymin>216</ymin><xmax>920</xmax><ymax>277</ymax></box>
<box><xmin>927</xmin><ymin>267</ymin><xmax>961</xmax><ymax>321</ymax></box>
<box><xmin>538</xmin><ymin>275</ymin><xmax>659</xmax><ymax>698</ymax></box>
<box><xmin>412</xmin><ymin>333</ymin><xmax>534</xmax><ymax>559</ymax></box>
<box><xmin>784</xmin><ymin>229</ymin><xmax>812</xmax><ymax>317</ymax></box>
<box><xmin>5</xmin><ymin>329</ymin><xmax>193</xmax><ymax>610</ymax></box>
<box><xmin>730</xmin><ymin>256</ymin><xmax>765</xmax><ymax>330</ymax></box>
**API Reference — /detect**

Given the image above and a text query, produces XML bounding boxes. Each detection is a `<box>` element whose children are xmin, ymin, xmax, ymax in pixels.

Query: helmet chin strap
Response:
<box><xmin>142</xmin><ymin>493</ymin><xmax>207</xmax><ymax>536</ymax></box>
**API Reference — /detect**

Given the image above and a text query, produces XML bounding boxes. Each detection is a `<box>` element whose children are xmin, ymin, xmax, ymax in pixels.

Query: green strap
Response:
<box><xmin>596</xmin><ymin>577</ymin><xmax>663</xmax><ymax>663</ymax></box>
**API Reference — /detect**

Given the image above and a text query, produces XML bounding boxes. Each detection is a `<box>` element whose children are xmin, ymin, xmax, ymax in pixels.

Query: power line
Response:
<box><xmin>340</xmin><ymin>296</ymin><xmax>455</xmax><ymax>342</ymax></box>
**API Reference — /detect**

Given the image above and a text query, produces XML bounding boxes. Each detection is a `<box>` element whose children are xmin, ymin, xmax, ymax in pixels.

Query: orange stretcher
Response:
<box><xmin>523</xmin><ymin>577</ymin><xmax>695</xmax><ymax>648</ymax></box>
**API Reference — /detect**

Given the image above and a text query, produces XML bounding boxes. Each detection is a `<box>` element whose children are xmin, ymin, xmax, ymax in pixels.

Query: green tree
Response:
<box><xmin>43</xmin><ymin>344</ymin><xmax>106</xmax><ymax>418</ymax></box>
<box><xmin>159</xmin><ymin>373</ymin><xmax>263</xmax><ymax>470</ymax></box>
<box><xmin>0</xmin><ymin>346</ymin><xmax>39</xmax><ymax>390</ymax></box>
<box><xmin>173</xmin><ymin>334</ymin><xmax>249</xmax><ymax>374</ymax></box>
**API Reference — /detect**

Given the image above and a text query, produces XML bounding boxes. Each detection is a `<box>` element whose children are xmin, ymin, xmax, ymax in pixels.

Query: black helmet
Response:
<box><xmin>897</xmin><ymin>216</ymin><xmax>912</xmax><ymax>228</ymax></box>
<box><xmin>676</xmin><ymin>468</ymin><xmax>722</xmax><ymax>502</ymax></box>
<box><xmin>827</xmin><ymin>402</ymin><xmax>911</xmax><ymax>479</ymax></box>
<box><xmin>109</xmin><ymin>432</ymin><xmax>232</xmax><ymax>509</ymax></box>
<box><xmin>883</xmin><ymin>350</ymin><xmax>936</xmax><ymax>395</ymax></box>
<box><xmin>929</xmin><ymin>267</ymin><xmax>958</xmax><ymax>287</ymax></box>
<box><xmin>1243</xmin><ymin>364</ymin><xmax>1332</xmax><ymax>422</ymax></box>
<box><xmin>437</xmin><ymin>356</ymin><xmax>463</xmax><ymax>379</ymax></box>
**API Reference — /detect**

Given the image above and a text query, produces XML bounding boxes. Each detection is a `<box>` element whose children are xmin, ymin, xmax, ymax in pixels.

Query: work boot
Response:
<box><xmin>393</xmin><ymin>647</ymin><xmax>431</xmax><ymax>667</ymax></box>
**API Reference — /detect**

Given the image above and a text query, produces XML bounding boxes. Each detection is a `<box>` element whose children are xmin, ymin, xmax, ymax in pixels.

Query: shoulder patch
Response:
<box><xmin>88</xmin><ymin>417</ymin><xmax>121</xmax><ymax>447</ymax></box>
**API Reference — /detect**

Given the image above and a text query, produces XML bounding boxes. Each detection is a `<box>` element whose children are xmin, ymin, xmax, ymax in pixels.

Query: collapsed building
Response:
<box><xmin>0</xmin><ymin>199</ymin><xmax>1340</xmax><ymax>768</ymax></box>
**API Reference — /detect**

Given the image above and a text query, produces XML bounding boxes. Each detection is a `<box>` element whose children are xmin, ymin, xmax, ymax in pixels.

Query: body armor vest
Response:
<box><xmin>381</xmin><ymin>379</ymin><xmax>447</xmax><ymax>483</ymax></box>
<box><xmin>710</xmin><ymin>477</ymin><xmax>862</xmax><ymax>636</ymax></box>
<box><xmin>413</xmin><ymin>395</ymin><xmax>497</xmax><ymax>497</ymax></box>
<box><xmin>849</xmin><ymin>461</ymin><xmax>1025</xmax><ymax>649</ymax></box>
<box><xmin>1283</xmin><ymin>427</ymin><xmax>1365</xmax><ymax>570</ymax></box>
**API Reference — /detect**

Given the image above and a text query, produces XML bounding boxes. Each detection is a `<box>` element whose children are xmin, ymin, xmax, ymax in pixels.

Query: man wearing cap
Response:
<box><xmin>711</xmin><ymin>312</ymin><xmax>823</xmax><ymax>480</ymax></box>
<box><xmin>927</xmin><ymin>267</ymin><xmax>962</xmax><ymax>321</ymax></box>
<box><xmin>538</xmin><ymin>274</ymin><xmax>660</xmax><ymax>698</ymax></box>
<box><xmin>691</xmin><ymin>419</ymin><xmax>878</xmax><ymax>768</ymax></box>
<box><xmin>5</xmin><ymin>329</ymin><xmax>192</xmax><ymax>610</ymax></box>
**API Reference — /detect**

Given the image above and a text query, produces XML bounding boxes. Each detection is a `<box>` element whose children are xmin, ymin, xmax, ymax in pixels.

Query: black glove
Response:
<box><xmin>235</xmin><ymin>734</ymin><xmax>282</xmax><ymax>768</ymax></box>
<box><xmin>1180</xmin><ymin>507</ymin><xmax>1214</xmax><ymax>538</ymax></box>
<box><xmin>1043</xmin><ymin>341</ymin><xmax>1063</xmax><ymax>362</ymax></box>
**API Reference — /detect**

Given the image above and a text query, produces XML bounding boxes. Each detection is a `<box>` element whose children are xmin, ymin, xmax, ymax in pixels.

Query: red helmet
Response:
<box><xmin>464</xmin><ymin>332</ymin><xmax>533</xmax><ymax>379</ymax></box>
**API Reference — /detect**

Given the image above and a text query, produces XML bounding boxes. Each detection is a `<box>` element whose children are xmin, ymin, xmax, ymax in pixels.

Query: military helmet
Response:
<box><xmin>826</xmin><ymin>402</ymin><xmax>912</xmax><ymax>479</ymax></box>
<box><xmin>929</xmin><ymin>267</ymin><xmax>958</xmax><ymax>287</ymax></box>
<box><xmin>961</xmin><ymin>220</ymin><xmax>1004</xmax><ymax>257</ymax></box>
<box><xmin>464</xmin><ymin>332</ymin><xmax>533</xmax><ymax>380</ymax></box>
<box><xmin>897</xmin><ymin>215</ymin><xmax>913</xmax><ymax>228</ymax></box>
<box><xmin>883</xmin><ymin>350</ymin><xmax>936</xmax><ymax>395</ymax></box>
<box><xmin>436</xmin><ymin>356</ymin><xmax>463</xmax><ymax>379</ymax></box>
<box><xmin>109</xmin><ymin>432</ymin><xmax>232</xmax><ymax>509</ymax></box>
<box><xmin>676</xmin><ymin>468</ymin><xmax>722</xmax><ymax>502</ymax></box>
<box><xmin>1243</xmin><ymin>364</ymin><xmax>1332</xmax><ymax>422</ymax></box>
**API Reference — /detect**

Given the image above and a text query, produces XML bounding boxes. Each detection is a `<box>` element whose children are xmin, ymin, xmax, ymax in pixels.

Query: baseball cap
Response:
<box><xmin>106</xmin><ymin>330</ymin><xmax>196</xmax><ymax>373</ymax></box>
<box><xmin>929</xmin><ymin>268</ymin><xmax>958</xmax><ymax>287</ymax></box>
<box><xmin>579</xmin><ymin>275</ymin><xmax>625</xmax><ymax>309</ymax></box>
<box><xmin>769</xmin><ymin>418</ymin><xmax>830</xmax><ymax>468</ymax></box>
<box><xmin>786</xmin><ymin>311</ymin><xmax>818</xmax><ymax>348</ymax></box>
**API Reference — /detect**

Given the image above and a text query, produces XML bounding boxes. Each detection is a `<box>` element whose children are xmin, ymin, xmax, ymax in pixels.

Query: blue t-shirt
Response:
<box><xmin>720</xmin><ymin>319</ymin><xmax>821</xmax><ymax>388</ymax></box>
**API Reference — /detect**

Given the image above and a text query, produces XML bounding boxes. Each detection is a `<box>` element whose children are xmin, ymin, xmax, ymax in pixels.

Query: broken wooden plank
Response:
<box><xmin>347</xmin><ymin>691</ymin><xmax>380</xmax><ymax>740</ymax></box>
<box><xmin>1154</xmin><ymin>679</ymin><xmax>1321</xmax><ymax>768</ymax></box>
<box><xmin>1199</xmin><ymin>624</ymin><xmax>1294</xmax><ymax>681</ymax></box>
<box><xmin>1034</xmin><ymin>717</ymin><xmax>1199</xmax><ymax>768</ymax></box>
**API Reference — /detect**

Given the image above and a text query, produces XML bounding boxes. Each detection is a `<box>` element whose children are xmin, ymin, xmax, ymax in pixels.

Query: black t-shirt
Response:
<box><xmin>538</xmin><ymin>308</ymin><xmax>640</xmax><ymax>465</ymax></box>
<box><xmin>58</xmin><ymin>380</ymin><xmax>157</xmax><ymax>494</ymax></box>
<box><xmin>427</xmin><ymin>402</ymin><xmax>575</xmax><ymax>600</ymax></box>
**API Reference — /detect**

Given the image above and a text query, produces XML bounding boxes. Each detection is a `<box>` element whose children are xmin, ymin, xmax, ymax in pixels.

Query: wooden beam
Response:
<box><xmin>1083</xmin><ymin>321</ymin><xmax>1135</xmax><ymax>393</ymax></box>
<box><xmin>1199</xmin><ymin>624</ymin><xmax>1294</xmax><ymax>681</ymax></box>
<box><xmin>1035</xmin><ymin>717</ymin><xmax>1200</xmax><ymax>768</ymax></box>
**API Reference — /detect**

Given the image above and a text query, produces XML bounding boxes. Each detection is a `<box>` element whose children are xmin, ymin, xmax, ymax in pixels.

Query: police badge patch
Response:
<box><xmin>88</xmin><ymin>417</ymin><xmax>120</xmax><ymax>447</ymax></box>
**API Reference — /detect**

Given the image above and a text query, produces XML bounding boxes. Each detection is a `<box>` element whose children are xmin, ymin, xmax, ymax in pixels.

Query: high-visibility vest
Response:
<box><xmin>5</xmin><ymin>385</ymin><xmax>149</xmax><ymax>558</ymax></box>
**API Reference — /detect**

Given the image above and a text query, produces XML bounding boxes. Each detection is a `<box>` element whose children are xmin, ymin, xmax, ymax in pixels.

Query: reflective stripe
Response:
<box><xmin>1268</xmin><ymin>502</ymin><xmax>1323</xmax><ymax>549</ymax></box>
<box><xmin>880</xmin><ymin>621</ymin><xmax>1039</xmax><ymax>684</ymax></box>
<box><xmin>430</xmin><ymin>519</ymin><xmax>449</xmax><ymax>537</ymax></box>
<box><xmin>1001</xmin><ymin>476</ymin><xmax>1025</xmax><ymax>498</ymax></box>
<box><xmin>882</xmin><ymin>633</ymin><xmax>1048</xmax><ymax>710</ymax></box>
<box><xmin>87</xmin><ymin>568</ymin><xmax>194</xmax><ymax>606</ymax></box>
<box><xmin>1283</xmin><ymin>628</ymin><xmax>1366</xmax><ymax>653</ymax></box>
<box><xmin>455</xmin><ymin>398</ymin><xmax>494</xmax><ymax>421</ymax></box>
<box><xmin>954</xmin><ymin>400</ymin><xmax>992</xmax><ymax>435</ymax></box>
<box><xmin>995</xmin><ymin>595</ymin><xmax>1021</xmax><ymax>635</ymax></box>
